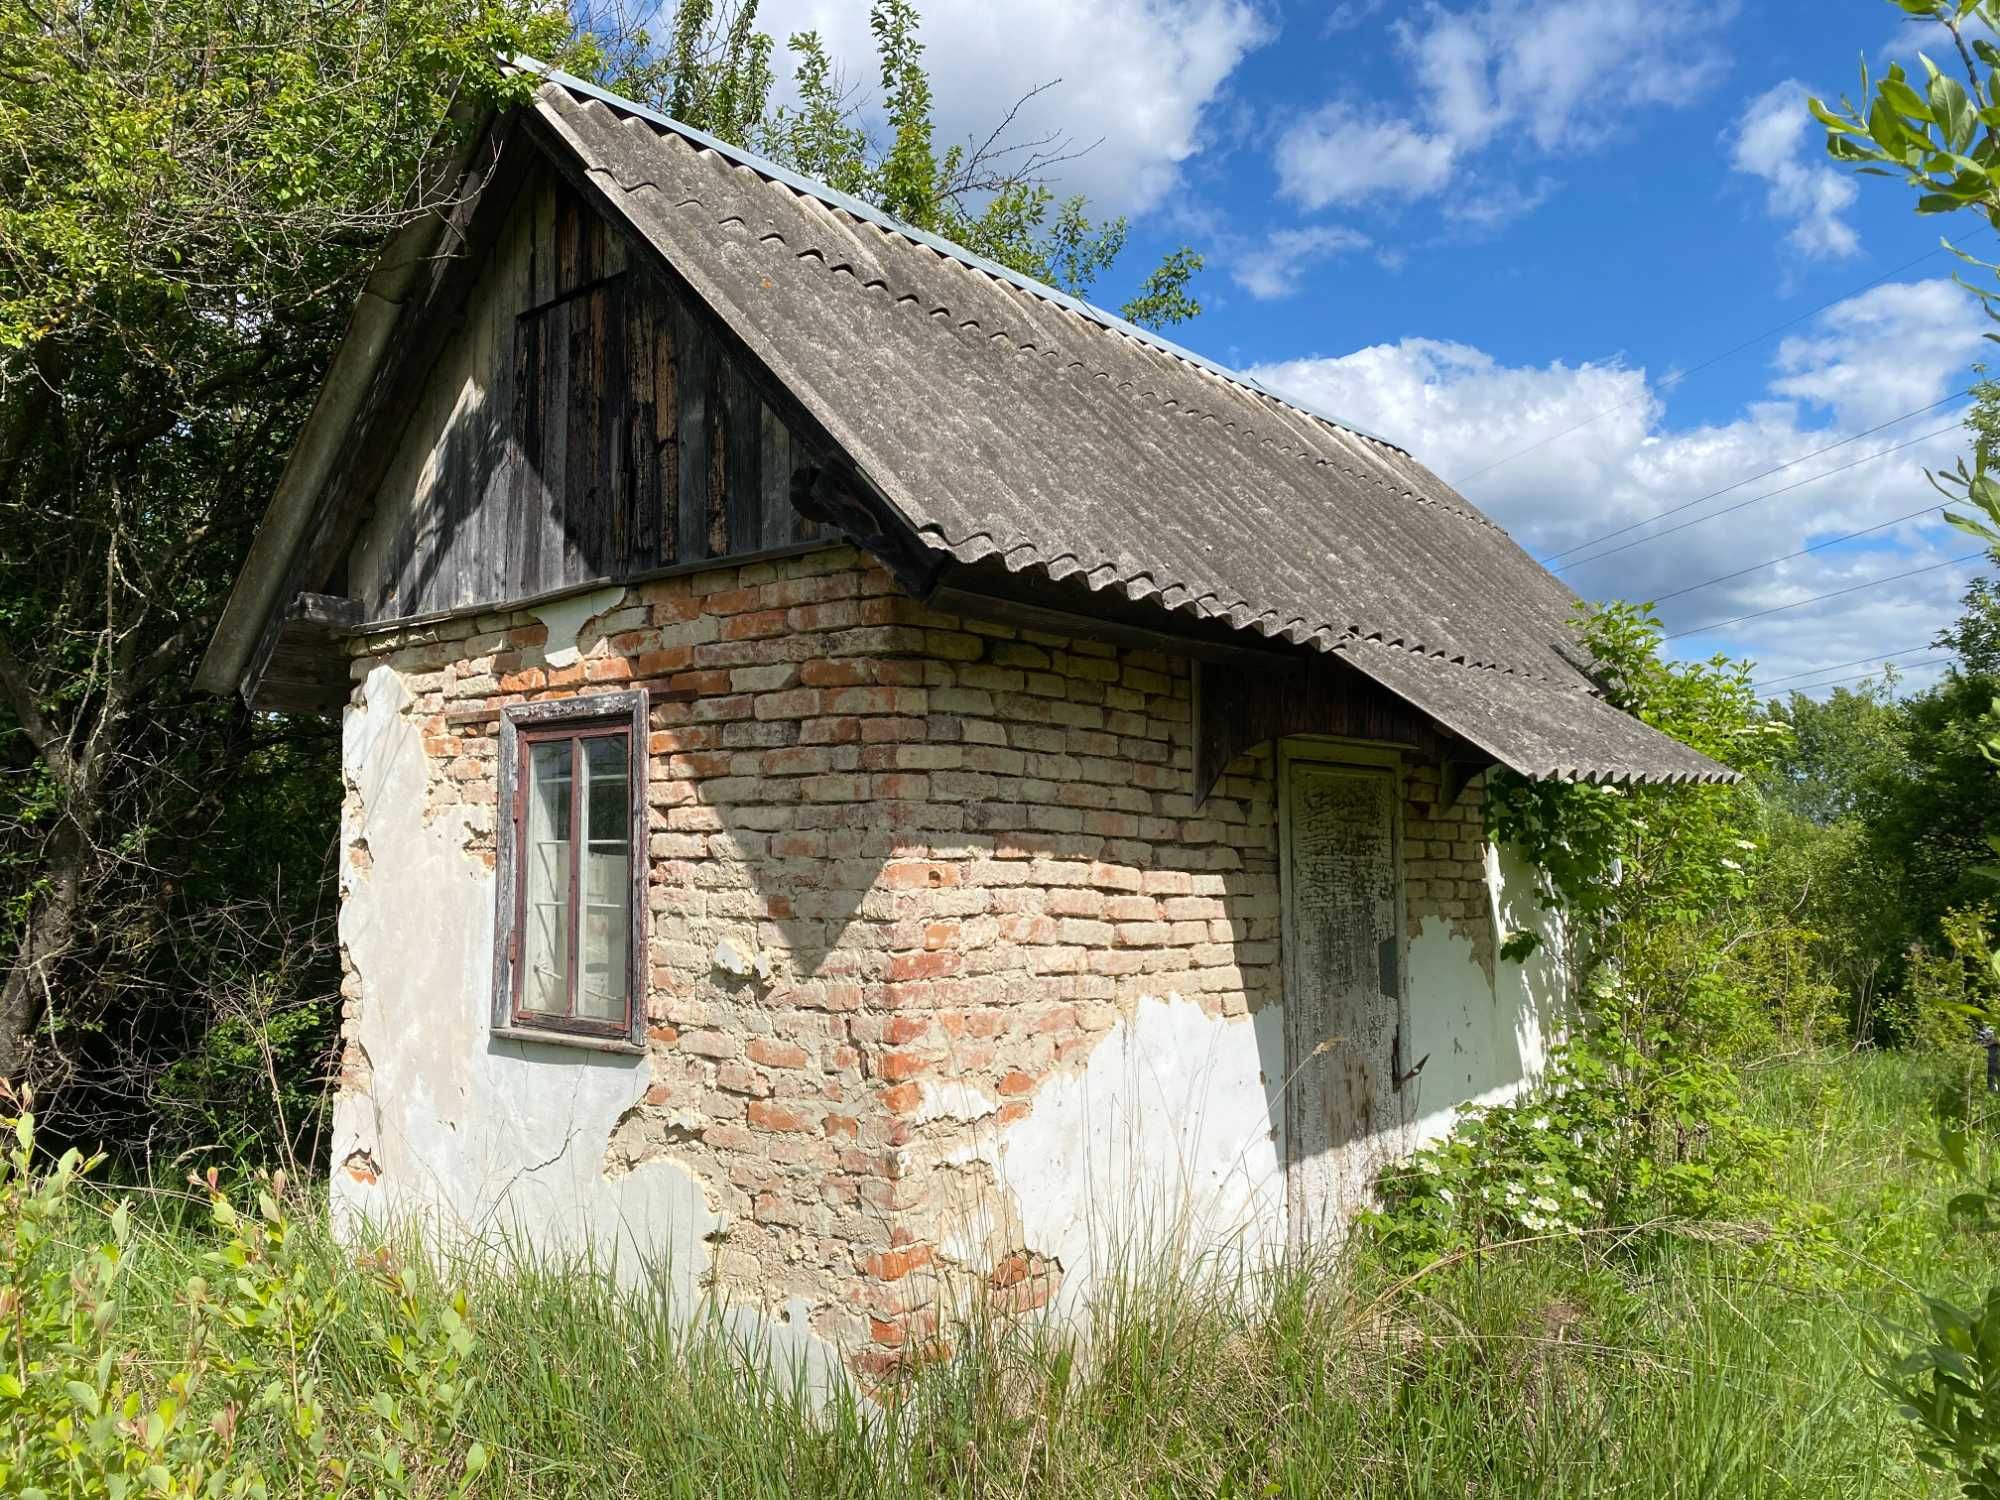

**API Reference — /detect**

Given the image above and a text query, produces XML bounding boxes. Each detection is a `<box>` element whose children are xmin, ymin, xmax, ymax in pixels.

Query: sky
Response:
<box><xmin>743</xmin><ymin>0</ymin><xmax>1994</xmax><ymax>698</ymax></box>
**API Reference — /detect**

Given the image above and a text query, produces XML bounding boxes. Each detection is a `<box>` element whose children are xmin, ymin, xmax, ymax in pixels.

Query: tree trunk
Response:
<box><xmin>0</xmin><ymin>832</ymin><xmax>85</xmax><ymax>1082</ymax></box>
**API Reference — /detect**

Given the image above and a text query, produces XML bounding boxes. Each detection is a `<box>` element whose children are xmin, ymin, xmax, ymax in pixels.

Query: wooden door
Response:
<box><xmin>1281</xmin><ymin>756</ymin><xmax>1406</xmax><ymax>1242</ymax></box>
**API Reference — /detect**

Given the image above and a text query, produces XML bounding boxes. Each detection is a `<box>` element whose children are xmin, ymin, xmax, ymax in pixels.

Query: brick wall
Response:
<box><xmin>338</xmin><ymin>545</ymin><xmax>1497</xmax><ymax>1376</ymax></box>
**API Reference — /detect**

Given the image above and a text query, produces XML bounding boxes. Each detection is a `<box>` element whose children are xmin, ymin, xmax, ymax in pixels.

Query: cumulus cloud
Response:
<box><xmin>1274</xmin><ymin>109</ymin><xmax>1456</xmax><ymax>211</ymax></box>
<box><xmin>1728</xmin><ymin>81</ymin><xmax>1861</xmax><ymax>258</ymax></box>
<box><xmin>1274</xmin><ymin>0</ymin><xmax>1726</xmax><ymax>209</ymax></box>
<box><xmin>1231</xmin><ymin>225</ymin><xmax>1373</xmax><ymax>299</ymax></box>
<box><xmin>747</xmin><ymin>0</ymin><xmax>1268</xmax><ymax>217</ymax></box>
<box><xmin>1246</xmin><ymin>276</ymin><xmax>1987</xmax><ymax>692</ymax></box>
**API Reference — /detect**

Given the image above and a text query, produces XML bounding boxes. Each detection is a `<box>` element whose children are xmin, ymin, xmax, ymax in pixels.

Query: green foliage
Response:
<box><xmin>1486</xmin><ymin>600</ymin><xmax>1776</xmax><ymax>934</ymax></box>
<box><xmin>1367</xmin><ymin>1027</ymin><xmax>1783</xmax><ymax>1271</ymax></box>
<box><xmin>0</xmin><ymin>1052</ymin><xmax>1978</xmax><ymax>1497</ymax></box>
<box><xmin>0</xmin><ymin>1093</ymin><xmax>488</xmax><ymax>1496</ymax></box>
<box><xmin>1877</xmin><ymin>1288</ymin><xmax>2000</xmax><ymax>1500</ymax></box>
<box><xmin>1888</xmin><ymin>904</ymin><xmax>2000</xmax><ymax>1052</ymax></box>
<box><xmin>605</xmin><ymin>1</ymin><xmax>1205</xmax><ymax>327</ymax></box>
<box><xmin>0</xmin><ymin>0</ymin><xmax>581</xmax><ymax>1154</ymax></box>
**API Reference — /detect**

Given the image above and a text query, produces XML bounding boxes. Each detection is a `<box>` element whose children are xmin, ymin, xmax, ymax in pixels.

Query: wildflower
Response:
<box><xmin>1719</xmin><ymin>858</ymin><xmax>1742</xmax><ymax>872</ymax></box>
<box><xmin>1531</xmin><ymin>1115</ymin><xmax>1551</xmax><ymax>1131</ymax></box>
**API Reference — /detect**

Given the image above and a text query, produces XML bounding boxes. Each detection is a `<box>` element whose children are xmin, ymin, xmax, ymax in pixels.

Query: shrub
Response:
<box><xmin>0</xmin><ymin>1087</ymin><xmax>488</xmax><ymax>1497</ymax></box>
<box><xmin>1366</xmin><ymin>1022</ymin><xmax>1783</xmax><ymax>1271</ymax></box>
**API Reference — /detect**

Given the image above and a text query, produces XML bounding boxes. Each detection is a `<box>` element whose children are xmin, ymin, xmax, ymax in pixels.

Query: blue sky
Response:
<box><xmin>755</xmin><ymin>0</ymin><xmax>1992</xmax><ymax>696</ymax></box>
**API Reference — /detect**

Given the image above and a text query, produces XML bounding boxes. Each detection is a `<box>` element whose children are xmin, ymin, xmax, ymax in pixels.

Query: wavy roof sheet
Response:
<box><xmin>468</xmin><ymin>70</ymin><xmax>1735</xmax><ymax>786</ymax></box>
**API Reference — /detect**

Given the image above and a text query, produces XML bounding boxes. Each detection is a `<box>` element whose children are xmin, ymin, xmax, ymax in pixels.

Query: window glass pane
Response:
<box><xmin>577</xmin><ymin>734</ymin><xmax>630</xmax><ymax>1023</ymax></box>
<box><xmin>521</xmin><ymin>739</ymin><xmax>572</xmax><ymax>1015</ymax></box>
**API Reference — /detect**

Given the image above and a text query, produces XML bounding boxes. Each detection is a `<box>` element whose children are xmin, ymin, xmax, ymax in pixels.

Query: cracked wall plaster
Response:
<box><xmin>333</xmin><ymin>662</ymin><xmax>843</xmax><ymax>1399</ymax></box>
<box><xmin>929</xmin><ymin>848</ymin><xmax>1564</xmax><ymax>1315</ymax></box>
<box><xmin>530</xmin><ymin>585</ymin><xmax>625</xmax><ymax>668</ymax></box>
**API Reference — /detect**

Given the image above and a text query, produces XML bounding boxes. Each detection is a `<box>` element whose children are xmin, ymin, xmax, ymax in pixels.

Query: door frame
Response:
<box><xmin>1275</xmin><ymin>739</ymin><xmax>1413</xmax><ymax>1232</ymax></box>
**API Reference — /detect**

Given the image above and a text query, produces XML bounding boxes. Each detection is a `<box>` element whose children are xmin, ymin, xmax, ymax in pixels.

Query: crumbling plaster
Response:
<box><xmin>328</xmin><ymin>548</ymin><xmax>1568</xmax><ymax>1384</ymax></box>
<box><xmin>333</xmin><ymin>660</ymin><xmax>843</xmax><ymax>1397</ymax></box>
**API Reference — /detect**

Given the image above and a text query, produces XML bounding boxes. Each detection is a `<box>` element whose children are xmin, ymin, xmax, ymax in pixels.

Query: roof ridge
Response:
<box><xmin>575</xmin><ymin>103</ymin><xmax>1497</xmax><ymax>541</ymax></box>
<box><xmin>508</xmin><ymin>56</ymin><xmax>1404</xmax><ymax>455</ymax></box>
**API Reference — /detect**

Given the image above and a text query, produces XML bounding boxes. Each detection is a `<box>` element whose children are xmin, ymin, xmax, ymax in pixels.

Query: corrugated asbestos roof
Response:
<box><xmin>518</xmin><ymin>67</ymin><xmax>1733</xmax><ymax>786</ymax></box>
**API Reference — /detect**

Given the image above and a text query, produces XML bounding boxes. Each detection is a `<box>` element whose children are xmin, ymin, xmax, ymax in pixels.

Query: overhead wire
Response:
<box><xmin>1647</xmin><ymin>498</ymin><xmax>1952</xmax><ymax>605</ymax></box>
<box><xmin>1663</xmin><ymin>552</ymin><xmax>1985</xmax><ymax>641</ymax></box>
<box><xmin>1541</xmin><ymin>396</ymin><xmax>1969</xmax><ymax>570</ymax></box>
<box><xmin>1762</xmin><ymin>657</ymin><xmax>1952</xmax><ymax>692</ymax></box>
<box><xmin>1556</xmin><ymin>422</ymin><xmax>1962</xmax><ymax>576</ymax></box>
<box><xmin>1454</xmin><ymin>232</ymin><xmax>1986</xmax><ymax>488</ymax></box>
<box><xmin>1751</xmin><ymin>642</ymin><xmax>1945</xmax><ymax>690</ymax></box>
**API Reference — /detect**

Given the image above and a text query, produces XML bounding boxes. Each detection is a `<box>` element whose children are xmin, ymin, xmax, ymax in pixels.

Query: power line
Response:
<box><xmin>1540</xmin><ymin>394</ymin><xmax>1970</xmax><ymax>569</ymax></box>
<box><xmin>1663</xmin><ymin>551</ymin><xmax>1986</xmax><ymax>641</ymax></box>
<box><xmin>1453</xmin><ymin>234</ymin><xmax>1984</xmax><ymax>488</ymax></box>
<box><xmin>1752</xmin><ymin>642</ymin><xmax>1944</xmax><ymax>690</ymax></box>
<box><xmin>1765</xmin><ymin>657</ymin><xmax>1952</xmax><ymax>693</ymax></box>
<box><xmin>1557</xmin><ymin>423</ymin><xmax>1961</xmax><ymax>576</ymax></box>
<box><xmin>1648</xmin><ymin>498</ymin><xmax>1952</xmax><ymax>605</ymax></box>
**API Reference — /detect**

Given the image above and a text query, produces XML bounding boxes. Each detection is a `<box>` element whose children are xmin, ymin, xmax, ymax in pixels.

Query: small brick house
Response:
<box><xmin>198</xmin><ymin>65</ymin><xmax>1731</xmax><ymax>1381</ymax></box>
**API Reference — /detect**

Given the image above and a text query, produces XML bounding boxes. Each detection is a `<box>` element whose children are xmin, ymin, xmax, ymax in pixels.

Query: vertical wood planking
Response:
<box><xmin>625</xmin><ymin>274</ymin><xmax>658</xmax><ymax>569</ymax></box>
<box><xmin>353</xmin><ymin>166</ymin><xmax>826</xmax><ymax>627</ymax></box>
<box><xmin>725</xmin><ymin>364</ymin><xmax>761</xmax><ymax>555</ymax></box>
<box><xmin>759</xmin><ymin>403</ymin><xmax>796</xmax><ymax>550</ymax></box>
<box><xmin>675</xmin><ymin>298</ymin><xmax>710</xmax><ymax>565</ymax></box>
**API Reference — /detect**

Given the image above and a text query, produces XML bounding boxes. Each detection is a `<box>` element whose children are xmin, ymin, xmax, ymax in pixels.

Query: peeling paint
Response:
<box><xmin>1406</xmin><ymin>843</ymin><xmax>1568</xmax><ymax>1150</ymax></box>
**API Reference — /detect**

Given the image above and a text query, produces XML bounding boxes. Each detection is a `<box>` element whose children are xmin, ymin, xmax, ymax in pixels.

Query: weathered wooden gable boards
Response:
<box><xmin>349</xmin><ymin>163</ymin><xmax>819</xmax><ymax>624</ymax></box>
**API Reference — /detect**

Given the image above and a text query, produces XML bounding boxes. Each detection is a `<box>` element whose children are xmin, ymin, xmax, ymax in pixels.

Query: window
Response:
<box><xmin>493</xmin><ymin>691</ymin><xmax>647</xmax><ymax>1048</ymax></box>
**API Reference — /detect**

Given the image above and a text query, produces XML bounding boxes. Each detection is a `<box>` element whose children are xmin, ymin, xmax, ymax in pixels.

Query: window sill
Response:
<box><xmin>489</xmin><ymin>1025</ymin><xmax>646</xmax><ymax>1057</ymax></box>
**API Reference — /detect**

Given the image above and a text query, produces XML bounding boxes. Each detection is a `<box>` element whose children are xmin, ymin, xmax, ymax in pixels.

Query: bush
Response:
<box><xmin>0</xmin><ymin>1087</ymin><xmax>488</xmax><ymax>1497</ymax></box>
<box><xmin>1885</xmin><ymin>905</ymin><xmax>2000</xmax><ymax>1054</ymax></box>
<box><xmin>1366</xmin><ymin>1023</ymin><xmax>1784</xmax><ymax>1271</ymax></box>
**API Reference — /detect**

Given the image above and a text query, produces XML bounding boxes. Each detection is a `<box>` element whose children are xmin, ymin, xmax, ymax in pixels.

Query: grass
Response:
<box><xmin>18</xmin><ymin>1048</ymin><xmax>2000</xmax><ymax>1497</ymax></box>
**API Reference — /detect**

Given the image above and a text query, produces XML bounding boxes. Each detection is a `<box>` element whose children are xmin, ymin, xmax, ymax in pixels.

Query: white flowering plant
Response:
<box><xmin>1365</xmin><ymin>1029</ymin><xmax>1783</xmax><ymax>1270</ymax></box>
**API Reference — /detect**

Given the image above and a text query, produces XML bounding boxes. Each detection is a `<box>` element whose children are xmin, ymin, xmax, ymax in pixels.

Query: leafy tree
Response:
<box><xmin>0</xmin><ymin>0</ymin><xmax>576</xmax><ymax>1137</ymax></box>
<box><xmin>589</xmin><ymin>0</ymin><xmax>1206</xmax><ymax>325</ymax></box>
<box><xmin>0</xmin><ymin>0</ymin><xmax>1211</xmax><ymax>1157</ymax></box>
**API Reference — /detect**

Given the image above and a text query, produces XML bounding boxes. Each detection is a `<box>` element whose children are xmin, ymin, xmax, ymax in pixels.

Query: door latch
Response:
<box><xmin>1392</xmin><ymin>1027</ymin><xmax>1428</xmax><ymax>1091</ymax></box>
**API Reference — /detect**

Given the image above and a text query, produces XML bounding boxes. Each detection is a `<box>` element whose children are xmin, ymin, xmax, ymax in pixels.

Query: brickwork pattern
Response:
<box><xmin>338</xmin><ymin>546</ymin><xmax>1497</xmax><ymax>1375</ymax></box>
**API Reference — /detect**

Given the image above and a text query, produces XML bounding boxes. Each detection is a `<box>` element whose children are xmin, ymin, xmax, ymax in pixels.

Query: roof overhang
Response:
<box><xmin>194</xmin><ymin>107</ymin><xmax>494</xmax><ymax>699</ymax></box>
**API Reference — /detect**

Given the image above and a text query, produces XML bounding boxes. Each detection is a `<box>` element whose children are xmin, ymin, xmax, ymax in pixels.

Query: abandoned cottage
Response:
<box><xmin>197</xmin><ymin>65</ymin><xmax>1731</xmax><ymax>1381</ymax></box>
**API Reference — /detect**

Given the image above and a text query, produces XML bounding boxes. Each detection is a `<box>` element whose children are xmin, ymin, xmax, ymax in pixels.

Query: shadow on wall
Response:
<box><xmin>636</xmin><ymin>687</ymin><xmax>1294</xmax><ymax>1319</ymax></box>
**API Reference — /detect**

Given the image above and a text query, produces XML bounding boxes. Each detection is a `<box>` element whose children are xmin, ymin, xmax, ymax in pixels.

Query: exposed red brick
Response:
<box><xmin>747</xmin><ymin>1037</ymin><xmax>809</xmax><ymax>1069</ymax></box>
<box><xmin>748</xmin><ymin>1099</ymin><xmax>815</xmax><ymax>1133</ymax></box>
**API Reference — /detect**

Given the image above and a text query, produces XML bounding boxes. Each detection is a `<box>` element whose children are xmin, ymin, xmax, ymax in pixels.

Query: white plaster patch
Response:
<box><xmin>943</xmin><ymin>992</ymin><xmax>1287</xmax><ymax>1314</ymax></box>
<box><xmin>1404</xmin><ymin>843</ymin><xmax>1568</xmax><ymax>1151</ymax></box>
<box><xmin>530</xmin><ymin>584</ymin><xmax>625</xmax><ymax>668</ymax></box>
<box><xmin>333</xmin><ymin>661</ymin><xmax>843</xmax><ymax>1402</ymax></box>
<box><xmin>914</xmin><ymin>1078</ymin><xmax>999</xmax><ymax>1126</ymax></box>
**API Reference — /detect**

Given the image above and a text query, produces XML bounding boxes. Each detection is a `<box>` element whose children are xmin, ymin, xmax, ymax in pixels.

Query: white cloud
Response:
<box><xmin>1231</xmin><ymin>226</ymin><xmax>1373</xmax><ymax>299</ymax></box>
<box><xmin>1245</xmin><ymin>276</ymin><xmax>1987</xmax><ymax>692</ymax></box>
<box><xmin>1274</xmin><ymin>108</ymin><xmax>1456</xmax><ymax>211</ymax></box>
<box><xmin>748</xmin><ymin>0</ymin><xmax>1269</xmax><ymax>217</ymax></box>
<box><xmin>1728</xmin><ymin>81</ymin><xmax>1861</xmax><ymax>259</ymax></box>
<box><xmin>1770</xmin><ymin>279</ymin><xmax>1982</xmax><ymax>426</ymax></box>
<box><xmin>1274</xmin><ymin>0</ymin><xmax>1726</xmax><ymax>210</ymax></box>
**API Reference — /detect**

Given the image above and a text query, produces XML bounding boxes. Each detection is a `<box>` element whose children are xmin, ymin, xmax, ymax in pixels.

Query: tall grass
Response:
<box><xmin>20</xmin><ymin>1049</ymin><xmax>1998</xmax><ymax>1497</ymax></box>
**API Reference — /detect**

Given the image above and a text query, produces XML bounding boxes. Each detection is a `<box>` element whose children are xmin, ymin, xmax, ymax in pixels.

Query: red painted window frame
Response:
<box><xmin>493</xmin><ymin>691</ymin><xmax>648</xmax><ymax>1050</ymax></box>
